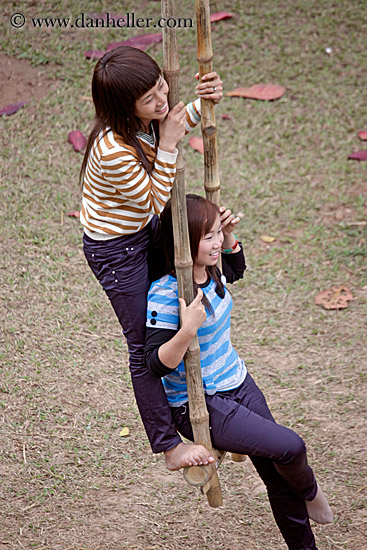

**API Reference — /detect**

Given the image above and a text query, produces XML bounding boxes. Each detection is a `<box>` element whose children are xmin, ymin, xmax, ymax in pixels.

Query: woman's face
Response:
<box><xmin>134</xmin><ymin>76</ymin><xmax>169</xmax><ymax>128</ymax></box>
<box><xmin>195</xmin><ymin>214</ymin><xmax>224</xmax><ymax>268</ymax></box>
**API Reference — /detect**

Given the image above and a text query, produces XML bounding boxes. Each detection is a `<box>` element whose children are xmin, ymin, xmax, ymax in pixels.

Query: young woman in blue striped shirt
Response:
<box><xmin>145</xmin><ymin>194</ymin><xmax>332</xmax><ymax>550</ymax></box>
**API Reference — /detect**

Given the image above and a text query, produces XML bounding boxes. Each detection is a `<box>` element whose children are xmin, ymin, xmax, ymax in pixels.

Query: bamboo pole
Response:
<box><xmin>161</xmin><ymin>0</ymin><xmax>223</xmax><ymax>508</ymax></box>
<box><xmin>195</xmin><ymin>0</ymin><xmax>220</xmax><ymax>206</ymax></box>
<box><xmin>195</xmin><ymin>0</ymin><xmax>246</xmax><ymax>465</ymax></box>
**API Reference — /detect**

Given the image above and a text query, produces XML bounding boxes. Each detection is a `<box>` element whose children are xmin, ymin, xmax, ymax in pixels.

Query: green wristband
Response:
<box><xmin>221</xmin><ymin>235</ymin><xmax>239</xmax><ymax>254</ymax></box>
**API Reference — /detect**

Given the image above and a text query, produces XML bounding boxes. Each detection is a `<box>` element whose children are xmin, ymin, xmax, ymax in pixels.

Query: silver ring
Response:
<box><xmin>213</xmin><ymin>86</ymin><xmax>217</xmax><ymax>92</ymax></box>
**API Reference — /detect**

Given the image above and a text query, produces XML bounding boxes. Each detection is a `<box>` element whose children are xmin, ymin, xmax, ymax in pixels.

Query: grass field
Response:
<box><xmin>1</xmin><ymin>1</ymin><xmax>367</xmax><ymax>549</ymax></box>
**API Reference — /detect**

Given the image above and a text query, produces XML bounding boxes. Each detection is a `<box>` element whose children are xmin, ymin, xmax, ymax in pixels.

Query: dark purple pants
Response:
<box><xmin>83</xmin><ymin>217</ymin><xmax>182</xmax><ymax>453</ymax></box>
<box><xmin>84</xmin><ymin>220</ymin><xmax>318</xmax><ymax>549</ymax></box>
<box><xmin>171</xmin><ymin>374</ymin><xmax>318</xmax><ymax>550</ymax></box>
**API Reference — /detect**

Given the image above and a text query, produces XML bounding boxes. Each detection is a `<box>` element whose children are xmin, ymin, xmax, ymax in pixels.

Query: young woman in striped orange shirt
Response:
<box><xmin>80</xmin><ymin>45</ymin><xmax>222</xmax><ymax>468</ymax></box>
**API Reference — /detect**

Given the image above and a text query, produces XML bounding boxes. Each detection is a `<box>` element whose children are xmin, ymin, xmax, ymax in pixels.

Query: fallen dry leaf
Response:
<box><xmin>348</xmin><ymin>150</ymin><xmax>367</xmax><ymax>161</ymax></box>
<box><xmin>221</xmin><ymin>113</ymin><xmax>231</xmax><ymax>120</ymax></box>
<box><xmin>85</xmin><ymin>33</ymin><xmax>162</xmax><ymax>60</ymax></box>
<box><xmin>315</xmin><ymin>285</ymin><xmax>353</xmax><ymax>310</ymax></box>
<box><xmin>358</xmin><ymin>131</ymin><xmax>367</xmax><ymax>140</ymax></box>
<box><xmin>226</xmin><ymin>84</ymin><xmax>286</xmax><ymax>101</ymax></box>
<box><xmin>210</xmin><ymin>12</ymin><xmax>234</xmax><ymax>23</ymax></box>
<box><xmin>0</xmin><ymin>101</ymin><xmax>28</xmax><ymax>116</ymax></box>
<box><xmin>120</xmin><ymin>427</ymin><xmax>130</xmax><ymax>437</ymax></box>
<box><xmin>67</xmin><ymin>211</ymin><xmax>80</xmax><ymax>218</ymax></box>
<box><xmin>189</xmin><ymin>136</ymin><xmax>204</xmax><ymax>154</ymax></box>
<box><xmin>107</xmin><ymin>33</ymin><xmax>162</xmax><ymax>52</ymax></box>
<box><xmin>84</xmin><ymin>50</ymin><xmax>105</xmax><ymax>60</ymax></box>
<box><xmin>68</xmin><ymin>130</ymin><xmax>87</xmax><ymax>153</ymax></box>
<box><xmin>261</xmin><ymin>235</ymin><xmax>276</xmax><ymax>243</ymax></box>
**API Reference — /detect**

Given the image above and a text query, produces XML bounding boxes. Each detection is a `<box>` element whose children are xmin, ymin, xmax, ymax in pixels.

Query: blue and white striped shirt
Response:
<box><xmin>146</xmin><ymin>274</ymin><xmax>247</xmax><ymax>406</ymax></box>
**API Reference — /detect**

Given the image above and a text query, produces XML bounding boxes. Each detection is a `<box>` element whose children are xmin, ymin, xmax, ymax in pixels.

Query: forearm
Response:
<box><xmin>184</xmin><ymin>99</ymin><xmax>201</xmax><ymax>133</ymax></box>
<box><xmin>158</xmin><ymin>326</ymin><xmax>196</xmax><ymax>369</ymax></box>
<box><xmin>158</xmin><ymin>140</ymin><xmax>177</xmax><ymax>154</ymax></box>
<box><xmin>160</xmin><ymin>100</ymin><xmax>201</xmax><ymax>152</ymax></box>
<box><xmin>222</xmin><ymin>244</ymin><xmax>246</xmax><ymax>283</ymax></box>
<box><xmin>222</xmin><ymin>232</ymin><xmax>241</xmax><ymax>254</ymax></box>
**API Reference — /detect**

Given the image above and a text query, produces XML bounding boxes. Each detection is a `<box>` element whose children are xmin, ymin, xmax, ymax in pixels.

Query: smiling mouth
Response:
<box><xmin>156</xmin><ymin>103</ymin><xmax>168</xmax><ymax>113</ymax></box>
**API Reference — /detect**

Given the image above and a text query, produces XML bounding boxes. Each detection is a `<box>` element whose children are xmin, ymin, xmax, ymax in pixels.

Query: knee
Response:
<box><xmin>281</xmin><ymin>430</ymin><xmax>307</xmax><ymax>464</ymax></box>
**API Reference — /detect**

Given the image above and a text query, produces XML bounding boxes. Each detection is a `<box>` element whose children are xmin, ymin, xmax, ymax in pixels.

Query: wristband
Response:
<box><xmin>221</xmin><ymin>235</ymin><xmax>239</xmax><ymax>254</ymax></box>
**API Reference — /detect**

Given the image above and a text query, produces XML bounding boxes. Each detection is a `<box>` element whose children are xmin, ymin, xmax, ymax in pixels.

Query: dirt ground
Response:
<box><xmin>1</xmin><ymin>43</ymin><xmax>367</xmax><ymax>550</ymax></box>
<box><xmin>0</xmin><ymin>53</ymin><xmax>54</xmax><ymax>107</ymax></box>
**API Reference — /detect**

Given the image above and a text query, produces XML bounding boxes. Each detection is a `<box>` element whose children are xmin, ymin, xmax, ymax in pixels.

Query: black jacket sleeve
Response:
<box><xmin>145</xmin><ymin>327</ymin><xmax>179</xmax><ymax>378</ymax></box>
<box><xmin>221</xmin><ymin>243</ymin><xmax>246</xmax><ymax>283</ymax></box>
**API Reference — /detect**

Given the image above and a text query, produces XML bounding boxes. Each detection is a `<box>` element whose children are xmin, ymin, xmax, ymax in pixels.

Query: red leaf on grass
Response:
<box><xmin>358</xmin><ymin>131</ymin><xmax>367</xmax><ymax>140</ymax></box>
<box><xmin>189</xmin><ymin>136</ymin><xmax>204</xmax><ymax>154</ymax></box>
<box><xmin>67</xmin><ymin>211</ymin><xmax>80</xmax><ymax>218</ymax></box>
<box><xmin>68</xmin><ymin>130</ymin><xmax>87</xmax><ymax>153</ymax></box>
<box><xmin>84</xmin><ymin>50</ymin><xmax>106</xmax><ymax>60</ymax></box>
<box><xmin>0</xmin><ymin>101</ymin><xmax>27</xmax><ymax>116</ymax></box>
<box><xmin>106</xmin><ymin>41</ymin><xmax>126</xmax><ymax>52</ymax></box>
<box><xmin>225</xmin><ymin>87</ymin><xmax>247</xmax><ymax>97</ymax></box>
<box><xmin>315</xmin><ymin>285</ymin><xmax>353</xmax><ymax>310</ymax></box>
<box><xmin>210</xmin><ymin>12</ymin><xmax>234</xmax><ymax>23</ymax></box>
<box><xmin>107</xmin><ymin>33</ymin><xmax>162</xmax><ymax>52</ymax></box>
<box><xmin>348</xmin><ymin>150</ymin><xmax>367</xmax><ymax>161</ymax></box>
<box><xmin>222</xmin><ymin>113</ymin><xmax>231</xmax><ymax>119</ymax></box>
<box><xmin>226</xmin><ymin>84</ymin><xmax>286</xmax><ymax>101</ymax></box>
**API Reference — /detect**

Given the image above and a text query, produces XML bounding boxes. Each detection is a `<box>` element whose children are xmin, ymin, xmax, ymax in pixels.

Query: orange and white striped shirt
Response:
<box><xmin>81</xmin><ymin>99</ymin><xmax>201</xmax><ymax>240</ymax></box>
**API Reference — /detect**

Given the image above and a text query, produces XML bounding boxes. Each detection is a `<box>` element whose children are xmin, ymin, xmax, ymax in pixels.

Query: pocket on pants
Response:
<box><xmin>84</xmin><ymin>246</ymin><xmax>149</xmax><ymax>294</ymax></box>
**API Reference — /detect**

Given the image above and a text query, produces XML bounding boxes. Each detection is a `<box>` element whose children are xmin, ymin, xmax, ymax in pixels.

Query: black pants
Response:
<box><xmin>172</xmin><ymin>374</ymin><xmax>318</xmax><ymax>550</ymax></box>
<box><xmin>84</xmin><ymin>220</ymin><xmax>319</xmax><ymax>549</ymax></box>
<box><xmin>83</xmin><ymin>217</ymin><xmax>182</xmax><ymax>453</ymax></box>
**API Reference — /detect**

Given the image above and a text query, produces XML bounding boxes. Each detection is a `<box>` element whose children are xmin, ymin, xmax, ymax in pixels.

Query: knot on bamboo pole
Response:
<box><xmin>204</xmin><ymin>183</ymin><xmax>220</xmax><ymax>193</ymax></box>
<box><xmin>202</xmin><ymin>124</ymin><xmax>216</xmax><ymax>138</ymax></box>
<box><xmin>164</xmin><ymin>69</ymin><xmax>180</xmax><ymax>78</ymax></box>
<box><xmin>197</xmin><ymin>55</ymin><xmax>214</xmax><ymax>65</ymax></box>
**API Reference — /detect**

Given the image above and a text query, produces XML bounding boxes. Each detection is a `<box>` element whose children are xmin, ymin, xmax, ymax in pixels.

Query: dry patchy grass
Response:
<box><xmin>1</xmin><ymin>1</ymin><xmax>367</xmax><ymax>549</ymax></box>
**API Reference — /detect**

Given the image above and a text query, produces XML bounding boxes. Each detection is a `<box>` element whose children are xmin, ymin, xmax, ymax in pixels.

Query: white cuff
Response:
<box><xmin>156</xmin><ymin>147</ymin><xmax>178</xmax><ymax>163</ymax></box>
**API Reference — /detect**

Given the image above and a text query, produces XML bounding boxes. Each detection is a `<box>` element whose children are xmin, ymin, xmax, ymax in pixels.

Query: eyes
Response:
<box><xmin>203</xmin><ymin>227</ymin><xmax>223</xmax><ymax>241</ymax></box>
<box><xmin>142</xmin><ymin>79</ymin><xmax>165</xmax><ymax>105</ymax></box>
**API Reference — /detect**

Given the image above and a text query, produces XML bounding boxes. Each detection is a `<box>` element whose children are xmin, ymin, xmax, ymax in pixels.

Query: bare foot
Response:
<box><xmin>305</xmin><ymin>484</ymin><xmax>333</xmax><ymax>524</ymax></box>
<box><xmin>164</xmin><ymin>442</ymin><xmax>215</xmax><ymax>471</ymax></box>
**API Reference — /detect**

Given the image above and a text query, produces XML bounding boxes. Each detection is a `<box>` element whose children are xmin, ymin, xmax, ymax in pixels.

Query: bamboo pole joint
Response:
<box><xmin>201</xmin><ymin>125</ymin><xmax>217</xmax><ymax>137</ymax></box>
<box><xmin>197</xmin><ymin>55</ymin><xmax>214</xmax><ymax>65</ymax></box>
<box><xmin>204</xmin><ymin>183</ymin><xmax>221</xmax><ymax>193</ymax></box>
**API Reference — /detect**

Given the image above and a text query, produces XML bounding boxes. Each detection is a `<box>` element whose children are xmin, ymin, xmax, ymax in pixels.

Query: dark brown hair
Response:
<box><xmin>80</xmin><ymin>46</ymin><xmax>162</xmax><ymax>184</ymax></box>
<box><xmin>160</xmin><ymin>194</ymin><xmax>225</xmax><ymax>309</ymax></box>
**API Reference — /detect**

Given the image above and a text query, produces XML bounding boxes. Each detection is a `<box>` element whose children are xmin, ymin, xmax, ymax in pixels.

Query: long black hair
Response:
<box><xmin>80</xmin><ymin>46</ymin><xmax>162</xmax><ymax>184</ymax></box>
